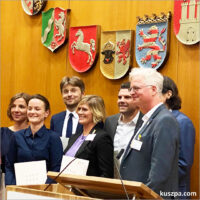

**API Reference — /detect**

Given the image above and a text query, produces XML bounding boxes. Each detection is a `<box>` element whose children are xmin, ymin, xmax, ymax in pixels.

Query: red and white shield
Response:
<box><xmin>174</xmin><ymin>0</ymin><xmax>200</xmax><ymax>45</ymax></box>
<box><xmin>69</xmin><ymin>25</ymin><xmax>100</xmax><ymax>72</ymax></box>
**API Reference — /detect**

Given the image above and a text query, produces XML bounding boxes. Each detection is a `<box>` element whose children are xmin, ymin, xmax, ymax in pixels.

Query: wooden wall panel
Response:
<box><xmin>1</xmin><ymin>0</ymin><xmax>199</xmax><ymax>198</ymax></box>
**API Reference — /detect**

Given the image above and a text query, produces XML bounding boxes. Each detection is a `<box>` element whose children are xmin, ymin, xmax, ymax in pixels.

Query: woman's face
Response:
<box><xmin>11</xmin><ymin>98</ymin><xmax>28</xmax><ymax>122</ymax></box>
<box><xmin>27</xmin><ymin>99</ymin><xmax>49</xmax><ymax>125</ymax></box>
<box><xmin>77</xmin><ymin>103</ymin><xmax>93</xmax><ymax>126</ymax></box>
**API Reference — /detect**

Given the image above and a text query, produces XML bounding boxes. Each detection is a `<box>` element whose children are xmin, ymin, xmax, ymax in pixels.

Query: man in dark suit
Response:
<box><xmin>104</xmin><ymin>82</ymin><xmax>143</xmax><ymax>158</ymax></box>
<box><xmin>50</xmin><ymin>76</ymin><xmax>85</xmax><ymax>139</ymax></box>
<box><xmin>120</xmin><ymin>68</ymin><xmax>179</xmax><ymax>198</ymax></box>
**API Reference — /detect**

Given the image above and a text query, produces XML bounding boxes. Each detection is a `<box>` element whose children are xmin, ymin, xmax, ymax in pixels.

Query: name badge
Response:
<box><xmin>130</xmin><ymin>139</ymin><xmax>143</xmax><ymax>151</ymax></box>
<box><xmin>85</xmin><ymin>134</ymin><xmax>96</xmax><ymax>141</ymax></box>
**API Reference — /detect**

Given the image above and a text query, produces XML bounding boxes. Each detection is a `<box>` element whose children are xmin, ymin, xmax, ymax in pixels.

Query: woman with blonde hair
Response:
<box><xmin>64</xmin><ymin>95</ymin><xmax>113</xmax><ymax>178</ymax></box>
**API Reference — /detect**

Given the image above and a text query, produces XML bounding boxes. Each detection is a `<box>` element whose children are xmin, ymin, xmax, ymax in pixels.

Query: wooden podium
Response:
<box><xmin>6</xmin><ymin>171</ymin><xmax>162</xmax><ymax>199</ymax></box>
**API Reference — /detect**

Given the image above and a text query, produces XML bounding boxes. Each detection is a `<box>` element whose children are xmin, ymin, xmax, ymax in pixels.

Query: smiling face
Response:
<box><xmin>27</xmin><ymin>99</ymin><xmax>49</xmax><ymax>126</ymax></box>
<box><xmin>117</xmin><ymin>88</ymin><xmax>137</xmax><ymax>115</ymax></box>
<box><xmin>77</xmin><ymin>103</ymin><xmax>94</xmax><ymax>126</ymax></box>
<box><xmin>62</xmin><ymin>84</ymin><xmax>84</xmax><ymax>111</ymax></box>
<box><xmin>10</xmin><ymin>98</ymin><xmax>28</xmax><ymax>122</ymax></box>
<box><xmin>130</xmin><ymin>77</ymin><xmax>154</xmax><ymax>105</ymax></box>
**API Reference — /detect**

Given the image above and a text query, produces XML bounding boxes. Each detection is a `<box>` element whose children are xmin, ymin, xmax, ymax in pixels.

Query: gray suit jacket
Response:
<box><xmin>120</xmin><ymin>104</ymin><xmax>179</xmax><ymax>197</ymax></box>
<box><xmin>104</xmin><ymin>112</ymin><xmax>143</xmax><ymax>142</ymax></box>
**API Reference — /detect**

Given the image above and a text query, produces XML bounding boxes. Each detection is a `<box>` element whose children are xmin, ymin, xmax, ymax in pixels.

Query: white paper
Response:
<box><xmin>7</xmin><ymin>191</ymin><xmax>61</xmax><ymax>200</ymax></box>
<box><xmin>130</xmin><ymin>139</ymin><xmax>143</xmax><ymax>151</ymax></box>
<box><xmin>60</xmin><ymin>156</ymin><xmax>89</xmax><ymax>176</ymax></box>
<box><xmin>14</xmin><ymin>160</ymin><xmax>47</xmax><ymax>186</ymax></box>
<box><xmin>60</xmin><ymin>137</ymin><xmax>69</xmax><ymax>150</ymax></box>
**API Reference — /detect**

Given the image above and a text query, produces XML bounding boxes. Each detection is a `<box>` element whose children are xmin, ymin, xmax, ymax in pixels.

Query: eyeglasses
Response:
<box><xmin>128</xmin><ymin>85</ymin><xmax>153</xmax><ymax>92</ymax></box>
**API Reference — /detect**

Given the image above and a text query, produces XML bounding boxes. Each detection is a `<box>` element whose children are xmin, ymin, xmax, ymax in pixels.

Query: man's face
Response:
<box><xmin>62</xmin><ymin>84</ymin><xmax>83</xmax><ymax>110</ymax></box>
<box><xmin>117</xmin><ymin>88</ymin><xmax>137</xmax><ymax>115</ymax></box>
<box><xmin>130</xmin><ymin>76</ymin><xmax>154</xmax><ymax>108</ymax></box>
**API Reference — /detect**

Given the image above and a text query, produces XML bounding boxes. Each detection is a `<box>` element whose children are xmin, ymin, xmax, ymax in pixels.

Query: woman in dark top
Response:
<box><xmin>5</xmin><ymin>94</ymin><xmax>63</xmax><ymax>185</ymax></box>
<box><xmin>64</xmin><ymin>95</ymin><xmax>114</xmax><ymax>178</ymax></box>
<box><xmin>1</xmin><ymin>93</ymin><xmax>30</xmax><ymax>173</ymax></box>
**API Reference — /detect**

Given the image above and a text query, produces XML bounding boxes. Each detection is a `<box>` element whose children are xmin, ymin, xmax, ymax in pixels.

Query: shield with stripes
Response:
<box><xmin>41</xmin><ymin>8</ymin><xmax>70</xmax><ymax>52</ymax></box>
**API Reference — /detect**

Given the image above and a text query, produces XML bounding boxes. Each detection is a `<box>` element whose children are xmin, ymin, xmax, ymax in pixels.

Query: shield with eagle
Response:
<box><xmin>41</xmin><ymin>8</ymin><xmax>70</xmax><ymax>52</ymax></box>
<box><xmin>68</xmin><ymin>25</ymin><xmax>100</xmax><ymax>73</ymax></box>
<box><xmin>174</xmin><ymin>0</ymin><xmax>200</xmax><ymax>45</ymax></box>
<box><xmin>135</xmin><ymin>12</ymin><xmax>171</xmax><ymax>70</ymax></box>
<box><xmin>100</xmin><ymin>30</ymin><xmax>133</xmax><ymax>79</ymax></box>
<box><xmin>21</xmin><ymin>0</ymin><xmax>46</xmax><ymax>15</ymax></box>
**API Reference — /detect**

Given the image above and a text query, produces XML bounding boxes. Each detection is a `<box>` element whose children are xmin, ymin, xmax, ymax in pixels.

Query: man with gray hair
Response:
<box><xmin>120</xmin><ymin>68</ymin><xmax>179</xmax><ymax>198</ymax></box>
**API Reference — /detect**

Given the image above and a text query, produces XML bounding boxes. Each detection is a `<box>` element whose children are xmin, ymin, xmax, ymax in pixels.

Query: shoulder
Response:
<box><xmin>47</xmin><ymin>129</ymin><xmax>61</xmax><ymax>139</ymax></box>
<box><xmin>105</xmin><ymin>114</ymin><xmax>120</xmax><ymax>123</ymax></box>
<box><xmin>51</xmin><ymin>111</ymin><xmax>66</xmax><ymax>120</ymax></box>
<box><xmin>173</xmin><ymin>110</ymin><xmax>193</xmax><ymax>124</ymax></box>
<box><xmin>95</xmin><ymin>128</ymin><xmax>112</xmax><ymax>141</ymax></box>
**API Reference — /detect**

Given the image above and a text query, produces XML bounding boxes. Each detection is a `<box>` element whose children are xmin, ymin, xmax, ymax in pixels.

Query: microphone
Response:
<box><xmin>44</xmin><ymin>157</ymin><xmax>77</xmax><ymax>191</ymax></box>
<box><xmin>114</xmin><ymin>149</ymin><xmax>130</xmax><ymax>200</ymax></box>
<box><xmin>116</xmin><ymin>148</ymin><xmax>124</xmax><ymax>160</ymax></box>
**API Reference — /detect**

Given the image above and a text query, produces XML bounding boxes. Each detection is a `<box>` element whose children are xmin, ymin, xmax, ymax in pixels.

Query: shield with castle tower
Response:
<box><xmin>174</xmin><ymin>0</ymin><xmax>200</xmax><ymax>45</ymax></box>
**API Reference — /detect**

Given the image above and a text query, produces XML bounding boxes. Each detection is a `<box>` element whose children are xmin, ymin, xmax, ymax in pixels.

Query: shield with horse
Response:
<box><xmin>69</xmin><ymin>25</ymin><xmax>100</xmax><ymax>72</ymax></box>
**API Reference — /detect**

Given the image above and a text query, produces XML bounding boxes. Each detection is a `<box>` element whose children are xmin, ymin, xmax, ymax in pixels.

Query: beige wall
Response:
<box><xmin>1</xmin><ymin>0</ymin><xmax>199</xmax><ymax>198</ymax></box>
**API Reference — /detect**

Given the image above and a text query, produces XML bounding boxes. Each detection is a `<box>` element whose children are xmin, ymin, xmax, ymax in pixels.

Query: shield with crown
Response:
<box><xmin>174</xmin><ymin>0</ymin><xmax>200</xmax><ymax>45</ymax></box>
<box><xmin>135</xmin><ymin>13</ymin><xmax>171</xmax><ymax>69</ymax></box>
<box><xmin>41</xmin><ymin>8</ymin><xmax>70</xmax><ymax>52</ymax></box>
<box><xmin>100</xmin><ymin>30</ymin><xmax>133</xmax><ymax>79</ymax></box>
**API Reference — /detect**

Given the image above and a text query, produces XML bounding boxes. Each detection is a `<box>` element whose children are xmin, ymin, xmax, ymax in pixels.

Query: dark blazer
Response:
<box><xmin>50</xmin><ymin>111</ymin><xmax>82</xmax><ymax>137</ymax></box>
<box><xmin>172</xmin><ymin>110</ymin><xmax>195</xmax><ymax>195</ymax></box>
<box><xmin>120</xmin><ymin>104</ymin><xmax>179</xmax><ymax>197</ymax></box>
<box><xmin>104</xmin><ymin>112</ymin><xmax>143</xmax><ymax>142</ymax></box>
<box><xmin>64</xmin><ymin>123</ymin><xmax>114</xmax><ymax>178</ymax></box>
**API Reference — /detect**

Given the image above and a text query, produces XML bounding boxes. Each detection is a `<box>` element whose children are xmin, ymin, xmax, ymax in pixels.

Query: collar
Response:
<box><xmin>118</xmin><ymin>111</ymin><xmax>140</xmax><ymax>125</ymax></box>
<box><xmin>66</xmin><ymin>109</ymin><xmax>79</xmax><ymax>119</ymax></box>
<box><xmin>24</xmin><ymin>125</ymin><xmax>46</xmax><ymax>138</ymax></box>
<box><xmin>142</xmin><ymin>103</ymin><xmax>163</xmax><ymax>123</ymax></box>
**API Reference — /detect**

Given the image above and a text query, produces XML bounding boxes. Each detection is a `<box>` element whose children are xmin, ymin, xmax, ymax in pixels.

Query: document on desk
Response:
<box><xmin>60</xmin><ymin>156</ymin><xmax>89</xmax><ymax>176</ymax></box>
<box><xmin>14</xmin><ymin>160</ymin><xmax>47</xmax><ymax>185</ymax></box>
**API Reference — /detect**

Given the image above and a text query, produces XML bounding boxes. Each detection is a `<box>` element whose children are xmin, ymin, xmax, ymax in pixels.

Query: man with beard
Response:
<box><xmin>50</xmin><ymin>76</ymin><xmax>85</xmax><ymax>140</ymax></box>
<box><xmin>104</xmin><ymin>82</ymin><xmax>143</xmax><ymax>177</ymax></box>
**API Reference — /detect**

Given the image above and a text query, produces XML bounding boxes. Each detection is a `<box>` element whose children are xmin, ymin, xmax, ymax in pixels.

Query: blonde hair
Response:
<box><xmin>77</xmin><ymin>95</ymin><xmax>106</xmax><ymax>124</ymax></box>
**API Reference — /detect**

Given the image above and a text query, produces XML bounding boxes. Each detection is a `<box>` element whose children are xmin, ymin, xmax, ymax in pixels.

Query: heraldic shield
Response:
<box><xmin>174</xmin><ymin>0</ymin><xmax>200</xmax><ymax>45</ymax></box>
<box><xmin>41</xmin><ymin>8</ymin><xmax>70</xmax><ymax>52</ymax></box>
<box><xmin>21</xmin><ymin>0</ymin><xmax>46</xmax><ymax>15</ymax></box>
<box><xmin>100</xmin><ymin>30</ymin><xmax>133</xmax><ymax>79</ymax></box>
<box><xmin>135</xmin><ymin>13</ymin><xmax>171</xmax><ymax>70</ymax></box>
<box><xmin>69</xmin><ymin>25</ymin><xmax>100</xmax><ymax>72</ymax></box>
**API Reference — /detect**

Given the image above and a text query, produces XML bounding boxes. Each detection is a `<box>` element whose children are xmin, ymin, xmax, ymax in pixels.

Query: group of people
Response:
<box><xmin>0</xmin><ymin>68</ymin><xmax>195</xmax><ymax>199</ymax></box>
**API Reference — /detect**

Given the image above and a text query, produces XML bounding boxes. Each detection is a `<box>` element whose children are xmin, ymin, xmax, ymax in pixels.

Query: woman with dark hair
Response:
<box><xmin>64</xmin><ymin>95</ymin><xmax>114</xmax><ymax>178</ymax></box>
<box><xmin>5</xmin><ymin>94</ymin><xmax>63</xmax><ymax>185</ymax></box>
<box><xmin>162</xmin><ymin>76</ymin><xmax>195</xmax><ymax>199</ymax></box>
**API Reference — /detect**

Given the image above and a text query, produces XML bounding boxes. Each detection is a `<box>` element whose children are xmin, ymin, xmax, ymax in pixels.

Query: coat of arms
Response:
<box><xmin>100</xmin><ymin>30</ymin><xmax>133</xmax><ymax>79</ymax></box>
<box><xmin>174</xmin><ymin>0</ymin><xmax>200</xmax><ymax>45</ymax></box>
<box><xmin>41</xmin><ymin>8</ymin><xmax>70</xmax><ymax>52</ymax></box>
<box><xmin>69</xmin><ymin>26</ymin><xmax>100</xmax><ymax>72</ymax></box>
<box><xmin>21</xmin><ymin>0</ymin><xmax>46</xmax><ymax>15</ymax></box>
<box><xmin>135</xmin><ymin>13</ymin><xmax>171</xmax><ymax>69</ymax></box>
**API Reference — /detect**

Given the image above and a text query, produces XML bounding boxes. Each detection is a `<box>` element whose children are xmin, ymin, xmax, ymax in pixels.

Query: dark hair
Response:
<box><xmin>29</xmin><ymin>94</ymin><xmax>50</xmax><ymax>112</ymax></box>
<box><xmin>7</xmin><ymin>93</ymin><xmax>30</xmax><ymax>120</ymax></box>
<box><xmin>162</xmin><ymin>76</ymin><xmax>181</xmax><ymax>110</ymax></box>
<box><xmin>120</xmin><ymin>82</ymin><xmax>130</xmax><ymax>89</ymax></box>
<box><xmin>60</xmin><ymin>76</ymin><xmax>85</xmax><ymax>93</ymax></box>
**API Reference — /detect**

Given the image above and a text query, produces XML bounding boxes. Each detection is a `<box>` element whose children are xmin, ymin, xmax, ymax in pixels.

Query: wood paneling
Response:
<box><xmin>1</xmin><ymin>0</ymin><xmax>199</xmax><ymax>198</ymax></box>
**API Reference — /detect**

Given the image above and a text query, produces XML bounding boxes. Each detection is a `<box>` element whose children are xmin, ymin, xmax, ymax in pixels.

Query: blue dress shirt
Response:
<box><xmin>5</xmin><ymin>125</ymin><xmax>63</xmax><ymax>185</ymax></box>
